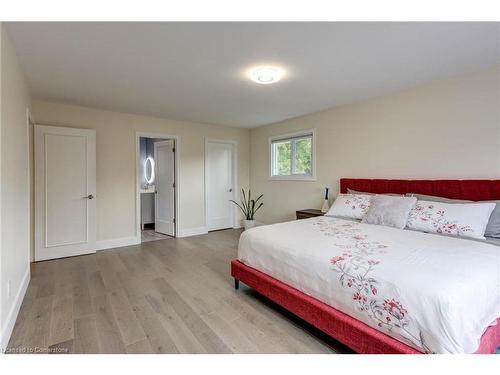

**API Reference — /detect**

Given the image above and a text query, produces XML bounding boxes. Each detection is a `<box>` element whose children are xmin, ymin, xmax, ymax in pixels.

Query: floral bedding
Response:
<box><xmin>325</xmin><ymin>193</ymin><xmax>372</xmax><ymax>220</ymax></box>
<box><xmin>238</xmin><ymin>216</ymin><xmax>500</xmax><ymax>353</ymax></box>
<box><xmin>406</xmin><ymin>200</ymin><xmax>495</xmax><ymax>240</ymax></box>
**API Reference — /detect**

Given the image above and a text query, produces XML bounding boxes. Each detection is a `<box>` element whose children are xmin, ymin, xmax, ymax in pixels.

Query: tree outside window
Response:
<box><xmin>271</xmin><ymin>131</ymin><xmax>314</xmax><ymax>179</ymax></box>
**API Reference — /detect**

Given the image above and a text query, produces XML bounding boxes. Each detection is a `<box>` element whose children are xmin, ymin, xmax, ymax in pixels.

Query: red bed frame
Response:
<box><xmin>231</xmin><ymin>178</ymin><xmax>500</xmax><ymax>354</ymax></box>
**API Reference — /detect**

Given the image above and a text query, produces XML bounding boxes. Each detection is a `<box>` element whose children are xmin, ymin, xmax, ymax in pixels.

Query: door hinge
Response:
<box><xmin>173</xmin><ymin>218</ymin><xmax>176</xmax><ymax>224</ymax></box>
<box><xmin>172</xmin><ymin>148</ymin><xmax>175</xmax><ymax>153</ymax></box>
<box><xmin>173</xmin><ymin>183</ymin><xmax>175</xmax><ymax>188</ymax></box>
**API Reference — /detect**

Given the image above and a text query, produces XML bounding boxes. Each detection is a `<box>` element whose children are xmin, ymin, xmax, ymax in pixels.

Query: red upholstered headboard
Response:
<box><xmin>340</xmin><ymin>178</ymin><xmax>500</xmax><ymax>201</ymax></box>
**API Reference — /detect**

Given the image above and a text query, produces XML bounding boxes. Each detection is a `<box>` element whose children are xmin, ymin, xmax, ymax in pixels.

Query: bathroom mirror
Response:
<box><xmin>144</xmin><ymin>156</ymin><xmax>155</xmax><ymax>185</ymax></box>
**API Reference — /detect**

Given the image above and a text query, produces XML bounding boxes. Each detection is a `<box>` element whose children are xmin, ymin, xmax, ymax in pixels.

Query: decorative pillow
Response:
<box><xmin>484</xmin><ymin>202</ymin><xmax>500</xmax><ymax>238</ymax></box>
<box><xmin>347</xmin><ymin>188</ymin><xmax>401</xmax><ymax>197</ymax></box>
<box><xmin>406</xmin><ymin>200</ymin><xmax>496</xmax><ymax>239</ymax></box>
<box><xmin>326</xmin><ymin>193</ymin><xmax>372</xmax><ymax>220</ymax></box>
<box><xmin>361</xmin><ymin>195</ymin><xmax>417</xmax><ymax>229</ymax></box>
<box><xmin>406</xmin><ymin>193</ymin><xmax>500</xmax><ymax>238</ymax></box>
<box><xmin>405</xmin><ymin>193</ymin><xmax>471</xmax><ymax>203</ymax></box>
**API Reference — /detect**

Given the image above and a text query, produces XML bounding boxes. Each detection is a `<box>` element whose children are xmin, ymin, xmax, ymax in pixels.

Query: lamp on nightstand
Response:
<box><xmin>321</xmin><ymin>187</ymin><xmax>330</xmax><ymax>213</ymax></box>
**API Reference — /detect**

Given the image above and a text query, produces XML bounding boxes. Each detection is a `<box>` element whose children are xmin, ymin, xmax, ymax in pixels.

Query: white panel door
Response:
<box><xmin>206</xmin><ymin>141</ymin><xmax>234</xmax><ymax>231</ymax></box>
<box><xmin>35</xmin><ymin>125</ymin><xmax>96</xmax><ymax>261</ymax></box>
<box><xmin>154</xmin><ymin>140</ymin><xmax>175</xmax><ymax>236</ymax></box>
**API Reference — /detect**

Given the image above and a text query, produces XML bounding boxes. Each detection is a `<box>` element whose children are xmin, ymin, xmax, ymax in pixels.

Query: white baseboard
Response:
<box><xmin>95</xmin><ymin>236</ymin><xmax>140</xmax><ymax>251</ymax></box>
<box><xmin>1</xmin><ymin>266</ymin><xmax>30</xmax><ymax>352</ymax></box>
<box><xmin>177</xmin><ymin>226</ymin><xmax>208</xmax><ymax>238</ymax></box>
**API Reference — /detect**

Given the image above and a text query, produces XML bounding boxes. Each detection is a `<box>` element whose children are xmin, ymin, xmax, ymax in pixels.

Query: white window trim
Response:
<box><xmin>268</xmin><ymin>129</ymin><xmax>316</xmax><ymax>181</ymax></box>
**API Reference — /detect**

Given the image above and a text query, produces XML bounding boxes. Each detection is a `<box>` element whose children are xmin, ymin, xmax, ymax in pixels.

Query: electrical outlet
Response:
<box><xmin>7</xmin><ymin>280</ymin><xmax>11</xmax><ymax>298</ymax></box>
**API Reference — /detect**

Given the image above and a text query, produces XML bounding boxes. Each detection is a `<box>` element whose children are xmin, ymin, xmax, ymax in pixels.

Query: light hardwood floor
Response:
<box><xmin>141</xmin><ymin>229</ymin><xmax>172</xmax><ymax>243</ymax></box>
<box><xmin>7</xmin><ymin>229</ymin><xmax>351</xmax><ymax>354</ymax></box>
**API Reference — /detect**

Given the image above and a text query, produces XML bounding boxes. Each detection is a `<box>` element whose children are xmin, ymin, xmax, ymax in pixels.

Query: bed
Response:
<box><xmin>231</xmin><ymin>178</ymin><xmax>500</xmax><ymax>354</ymax></box>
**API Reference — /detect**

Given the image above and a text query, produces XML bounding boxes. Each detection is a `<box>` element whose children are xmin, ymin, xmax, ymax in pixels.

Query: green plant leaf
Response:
<box><xmin>249</xmin><ymin>199</ymin><xmax>256</xmax><ymax>220</ymax></box>
<box><xmin>241</xmin><ymin>188</ymin><xmax>248</xmax><ymax>214</ymax></box>
<box><xmin>229</xmin><ymin>200</ymin><xmax>247</xmax><ymax>216</ymax></box>
<box><xmin>247</xmin><ymin>189</ymin><xmax>252</xmax><ymax>216</ymax></box>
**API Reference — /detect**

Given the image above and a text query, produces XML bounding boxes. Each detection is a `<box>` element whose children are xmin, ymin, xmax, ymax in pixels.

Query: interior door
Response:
<box><xmin>34</xmin><ymin>125</ymin><xmax>96</xmax><ymax>261</ymax></box>
<box><xmin>206</xmin><ymin>141</ymin><xmax>234</xmax><ymax>231</ymax></box>
<box><xmin>154</xmin><ymin>140</ymin><xmax>175</xmax><ymax>236</ymax></box>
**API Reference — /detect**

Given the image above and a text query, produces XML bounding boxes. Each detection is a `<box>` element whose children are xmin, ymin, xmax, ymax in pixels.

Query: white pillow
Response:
<box><xmin>362</xmin><ymin>195</ymin><xmax>417</xmax><ymax>229</ymax></box>
<box><xmin>406</xmin><ymin>200</ymin><xmax>496</xmax><ymax>239</ymax></box>
<box><xmin>326</xmin><ymin>193</ymin><xmax>372</xmax><ymax>220</ymax></box>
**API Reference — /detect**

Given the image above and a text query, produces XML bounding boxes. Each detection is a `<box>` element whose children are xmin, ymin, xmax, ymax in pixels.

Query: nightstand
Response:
<box><xmin>296</xmin><ymin>209</ymin><xmax>325</xmax><ymax>220</ymax></box>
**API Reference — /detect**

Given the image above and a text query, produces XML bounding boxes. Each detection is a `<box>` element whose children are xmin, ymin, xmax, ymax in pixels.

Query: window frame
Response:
<box><xmin>268</xmin><ymin>129</ymin><xmax>316</xmax><ymax>181</ymax></box>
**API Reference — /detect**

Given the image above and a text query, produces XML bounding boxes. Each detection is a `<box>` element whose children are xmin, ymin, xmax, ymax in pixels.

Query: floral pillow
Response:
<box><xmin>406</xmin><ymin>200</ymin><xmax>496</xmax><ymax>239</ymax></box>
<box><xmin>326</xmin><ymin>193</ymin><xmax>372</xmax><ymax>220</ymax></box>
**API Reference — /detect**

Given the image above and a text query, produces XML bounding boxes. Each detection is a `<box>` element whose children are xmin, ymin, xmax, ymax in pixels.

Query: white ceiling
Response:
<box><xmin>6</xmin><ymin>22</ymin><xmax>500</xmax><ymax>128</ymax></box>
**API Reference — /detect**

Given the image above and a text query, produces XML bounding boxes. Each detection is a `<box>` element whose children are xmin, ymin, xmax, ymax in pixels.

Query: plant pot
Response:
<box><xmin>243</xmin><ymin>219</ymin><xmax>256</xmax><ymax>231</ymax></box>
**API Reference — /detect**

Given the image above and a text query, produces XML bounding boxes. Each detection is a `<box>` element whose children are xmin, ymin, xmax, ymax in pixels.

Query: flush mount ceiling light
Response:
<box><xmin>249</xmin><ymin>66</ymin><xmax>284</xmax><ymax>85</ymax></box>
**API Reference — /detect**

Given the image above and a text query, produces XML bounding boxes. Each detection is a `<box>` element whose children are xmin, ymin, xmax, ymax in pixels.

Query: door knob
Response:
<box><xmin>85</xmin><ymin>194</ymin><xmax>94</xmax><ymax>200</ymax></box>
<box><xmin>228</xmin><ymin>188</ymin><xmax>233</xmax><ymax>192</ymax></box>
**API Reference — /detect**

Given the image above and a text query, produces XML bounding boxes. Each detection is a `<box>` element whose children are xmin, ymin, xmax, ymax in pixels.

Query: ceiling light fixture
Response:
<box><xmin>249</xmin><ymin>66</ymin><xmax>284</xmax><ymax>85</ymax></box>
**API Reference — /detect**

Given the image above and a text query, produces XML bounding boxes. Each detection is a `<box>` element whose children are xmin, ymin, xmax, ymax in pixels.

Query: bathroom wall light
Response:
<box><xmin>144</xmin><ymin>156</ymin><xmax>155</xmax><ymax>185</ymax></box>
<box><xmin>249</xmin><ymin>66</ymin><xmax>284</xmax><ymax>84</ymax></box>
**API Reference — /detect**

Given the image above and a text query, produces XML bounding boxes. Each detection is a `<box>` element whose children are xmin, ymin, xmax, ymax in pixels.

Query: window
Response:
<box><xmin>270</xmin><ymin>130</ymin><xmax>315</xmax><ymax>180</ymax></box>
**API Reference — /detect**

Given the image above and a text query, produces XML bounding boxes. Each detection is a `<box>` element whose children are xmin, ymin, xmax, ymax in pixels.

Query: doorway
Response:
<box><xmin>205</xmin><ymin>139</ymin><xmax>237</xmax><ymax>231</ymax></box>
<box><xmin>136</xmin><ymin>134</ymin><xmax>178</xmax><ymax>242</ymax></box>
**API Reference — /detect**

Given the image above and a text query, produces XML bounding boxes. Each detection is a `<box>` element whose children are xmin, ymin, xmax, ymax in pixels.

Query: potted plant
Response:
<box><xmin>230</xmin><ymin>189</ymin><xmax>263</xmax><ymax>230</ymax></box>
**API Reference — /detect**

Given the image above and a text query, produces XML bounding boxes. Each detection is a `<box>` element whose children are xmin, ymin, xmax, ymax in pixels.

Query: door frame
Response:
<box><xmin>135</xmin><ymin>132</ymin><xmax>180</xmax><ymax>239</ymax></box>
<box><xmin>204</xmin><ymin>138</ymin><xmax>239</xmax><ymax>230</ymax></box>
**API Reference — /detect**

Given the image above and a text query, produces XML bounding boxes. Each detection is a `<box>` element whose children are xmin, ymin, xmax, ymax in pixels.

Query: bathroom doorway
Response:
<box><xmin>136</xmin><ymin>133</ymin><xmax>178</xmax><ymax>242</ymax></box>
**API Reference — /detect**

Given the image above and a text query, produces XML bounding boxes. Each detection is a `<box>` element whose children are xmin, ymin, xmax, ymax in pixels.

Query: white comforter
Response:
<box><xmin>238</xmin><ymin>217</ymin><xmax>500</xmax><ymax>353</ymax></box>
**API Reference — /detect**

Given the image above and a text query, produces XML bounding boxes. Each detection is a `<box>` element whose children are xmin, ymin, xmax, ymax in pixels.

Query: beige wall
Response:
<box><xmin>250</xmin><ymin>66</ymin><xmax>500</xmax><ymax>224</ymax></box>
<box><xmin>32</xmin><ymin>100</ymin><xmax>250</xmax><ymax>242</ymax></box>
<box><xmin>0</xmin><ymin>25</ymin><xmax>32</xmax><ymax>348</ymax></box>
